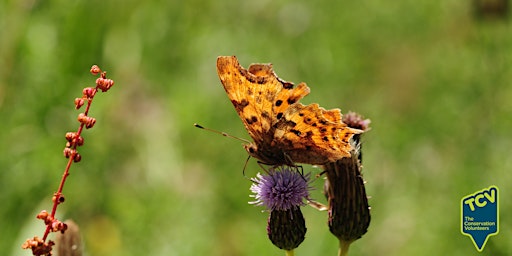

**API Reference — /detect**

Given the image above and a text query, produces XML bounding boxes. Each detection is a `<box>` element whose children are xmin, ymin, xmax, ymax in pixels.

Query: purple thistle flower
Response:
<box><xmin>250</xmin><ymin>166</ymin><xmax>312</xmax><ymax>211</ymax></box>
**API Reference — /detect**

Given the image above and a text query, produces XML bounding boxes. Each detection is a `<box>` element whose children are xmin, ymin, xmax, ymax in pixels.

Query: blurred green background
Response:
<box><xmin>1</xmin><ymin>0</ymin><xmax>511</xmax><ymax>255</ymax></box>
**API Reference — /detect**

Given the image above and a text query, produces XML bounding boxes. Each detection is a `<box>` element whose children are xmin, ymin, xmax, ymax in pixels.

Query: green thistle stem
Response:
<box><xmin>338</xmin><ymin>240</ymin><xmax>352</xmax><ymax>256</ymax></box>
<box><xmin>285</xmin><ymin>249</ymin><xmax>295</xmax><ymax>256</ymax></box>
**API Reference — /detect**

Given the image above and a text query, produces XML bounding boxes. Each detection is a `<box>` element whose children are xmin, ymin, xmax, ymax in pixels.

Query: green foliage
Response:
<box><xmin>2</xmin><ymin>0</ymin><xmax>512</xmax><ymax>255</ymax></box>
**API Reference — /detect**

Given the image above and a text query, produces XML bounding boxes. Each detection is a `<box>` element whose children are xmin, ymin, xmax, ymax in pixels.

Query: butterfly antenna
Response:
<box><xmin>194</xmin><ymin>123</ymin><xmax>251</xmax><ymax>144</ymax></box>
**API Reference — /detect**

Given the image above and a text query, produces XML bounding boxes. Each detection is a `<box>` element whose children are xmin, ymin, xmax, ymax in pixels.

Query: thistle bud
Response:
<box><xmin>324</xmin><ymin>111</ymin><xmax>371</xmax><ymax>253</ymax></box>
<box><xmin>324</xmin><ymin>156</ymin><xmax>370</xmax><ymax>242</ymax></box>
<box><xmin>267</xmin><ymin>207</ymin><xmax>307</xmax><ymax>250</ymax></box>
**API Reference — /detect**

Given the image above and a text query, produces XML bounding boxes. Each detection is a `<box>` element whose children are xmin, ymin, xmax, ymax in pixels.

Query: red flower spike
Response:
<box><xmin>23</xmin><ymin>64</ymin><xmax>114</xmax><ymax>256</ymax></box>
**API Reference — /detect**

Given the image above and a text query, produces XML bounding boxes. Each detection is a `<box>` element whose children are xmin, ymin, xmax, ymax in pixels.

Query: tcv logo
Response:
<box><xmin>461</xmin><ymin>185</ymin><xmax>499</xmax><ymax>252</ymax></box>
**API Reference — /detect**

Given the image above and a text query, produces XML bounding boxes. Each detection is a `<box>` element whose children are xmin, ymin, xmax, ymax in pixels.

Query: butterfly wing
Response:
<box><xmin>247</xmin><ymin>64</ymin><xmax>311</xmax><ymax>127</ymax></box>
<box><xmin>217</xmin><ymin>56</ymin><xmax>310</xmax><ymax>145</ymax></box>
<box><xmin>273</xmin><ymin>103</ymin><xmax>361</xmax><ymax>164</ymax></box>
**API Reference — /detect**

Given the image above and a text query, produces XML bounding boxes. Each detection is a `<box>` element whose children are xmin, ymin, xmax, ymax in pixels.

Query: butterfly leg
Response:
<box><xmin>241</xmin><ymin>155</ymin><xmax>252</xmax><ymax>179</ymax></box>
<box><xmin>256</xmin><ymin>161</ymin><xmax>274</xmax><ymax>175</ymax></box>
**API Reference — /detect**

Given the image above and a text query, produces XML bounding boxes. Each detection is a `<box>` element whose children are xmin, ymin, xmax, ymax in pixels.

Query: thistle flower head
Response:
<box><xmin>250</xmin><ymin>166</ymin><xmax>312</xmax><ymax>211</ymax></box>
<box><xmin>342</xmin><ymin>111</ymin><xmax>371</xmax><ymax>132</ymax></box>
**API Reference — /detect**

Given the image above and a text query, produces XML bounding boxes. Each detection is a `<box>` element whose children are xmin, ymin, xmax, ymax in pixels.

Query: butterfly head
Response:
<box><xmin>243</xmin><ymin>143</ymin><xmax>294</xmax><ymax>166</ymax></box>
<box><xmin>244</xmin><ymin>143</ymin><xmax>260</xmax><ymax>159</ymax></box>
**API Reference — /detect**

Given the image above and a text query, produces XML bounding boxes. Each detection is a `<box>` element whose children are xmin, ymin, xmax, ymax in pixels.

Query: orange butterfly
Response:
<box><xmin>217</xmin><ymin>56</ymin><xmax>360</xmax><ymax>166</ymax></box>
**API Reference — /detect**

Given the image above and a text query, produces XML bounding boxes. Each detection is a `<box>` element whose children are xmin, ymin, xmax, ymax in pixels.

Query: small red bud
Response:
<box><xmin>75</xmin><ymin>136</ymin><xmax>84</xmax><ymax>146</ymax></box>
<box><xmin>78</xmin><ymin>113</ymin><xmax>96</xmax><ymax>128</ymax></box>
<box><xmin>65</xmin><ymin>132</ymin><xmax>75</xmax><ymax>142</ymax></box>
<box><xmin>82</xmin><ymin>87</ymin><xmax>96</xmax><ymax>98</ymax></box>
<box><xmin>90</xmin><ymin>65</ymin><xmax>101</xmax><ymax>75</ymax></box>
<box><xmin>36</xmin><ymin>210</ymin><xmax>49</xmax><ymax>220</ymax></box>
<box><xmin>73</xmin><ymin>153</ymin><xmax>82</xmax><ymax>162</ymax></box>
<box><xmin>74</xmin><ymin>98</ymin><xmax>85</xmax><ymax>109</ymax></box>
<box><xmin>59</xmin><ymin>222</ymin><xmax>68</xmax><ymax>233</ymax></box>
<box><xmin>63</xmin><ymin>148</ymin><xmax>72</xmax><ymax>158</ymax></box>
<box><xmin>96</xmin><ymin>78</ymin><xmax>105</xmax><ymax>88</ymax></box>
<box><xmin>52</xmin><ymin>194</ymin><xmax>65</xmax><ymax>205</ymax></box>
<box><xmin>51</xmin><ymin>220</ymin><xmax>65</xmax><ymax>232</ymax></box>
<box><xmin>96</xmin><ymin>77</ymin><xmax>114</xmax><ymax>92</ymax></box>
<box><xmin>77</xmin><ymin>113</ymin><xmax>87</xmax><ymax>123</ymax></box>
<box><xmin>85</xmin><ymin>117</ymin><xmax>96</xmax><ymax>129</ymax></box>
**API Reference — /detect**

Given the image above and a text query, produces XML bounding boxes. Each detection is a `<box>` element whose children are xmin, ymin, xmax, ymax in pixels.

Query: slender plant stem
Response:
<box><xmin>41</xmin><ymin>90</ymin><xmax>96</xmax><ymax>242</ymax></box>
<box><xmin>338</xmin><ymin>240</ymin><xmax>352</xmax><ymax>256</ymax></box>
<box><xmin>285</xmin><ymin>249</ymin><xmax>295</xmax><ymax>256</ymax></box>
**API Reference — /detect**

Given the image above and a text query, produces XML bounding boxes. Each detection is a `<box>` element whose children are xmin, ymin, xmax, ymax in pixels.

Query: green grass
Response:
<box><xmin>1</xmin><ymin>0</ymin><xmax>511</xmax><ymax>255</ymax></box>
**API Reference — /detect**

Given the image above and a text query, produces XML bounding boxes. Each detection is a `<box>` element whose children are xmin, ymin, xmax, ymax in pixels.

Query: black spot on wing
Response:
<box><xmin>287</xmin><ymin>98</ymin><xmax>297</xmax><ymax>105</ymax></box>
<box><xmin>232</xmin><ymin>99</ymin><xmax>249</xmax><ymax>112</ymax></box>
<box><xmin>283</xmin><ymin>82</ymin><xmax>294</xmax><ymax>89</ymax></box>
<box><xmin>246</xmin><ymin>116</ymin><xmax>258</xmax><ymax>124</ymax></box>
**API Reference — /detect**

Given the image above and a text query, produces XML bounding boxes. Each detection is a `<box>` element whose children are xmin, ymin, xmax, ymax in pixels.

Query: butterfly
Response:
<box><xmin>217</xmin><ymin>56</ymin><xmax>360</xmax><ymax>166</ymax></box>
